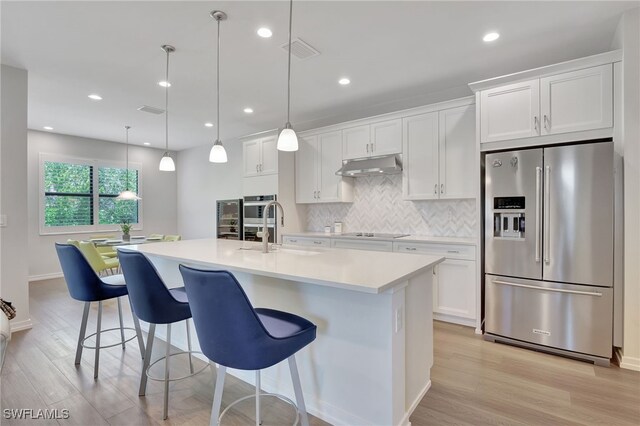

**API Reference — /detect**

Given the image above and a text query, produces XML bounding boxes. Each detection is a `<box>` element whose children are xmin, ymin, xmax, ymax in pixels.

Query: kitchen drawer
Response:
<box><xmin>393</xmin><ymin>242</ymin><xmax>475</xmax><ymax>261</ymax></box>
<box><xmin>331</xmin><ymin>238</ymin><xmax>393</xmax><ymax>252</ymax></box>
<box><xmin>283</xmin><ymin>236</ymin><xmax>331</xmax><ymax>247</ymax></box>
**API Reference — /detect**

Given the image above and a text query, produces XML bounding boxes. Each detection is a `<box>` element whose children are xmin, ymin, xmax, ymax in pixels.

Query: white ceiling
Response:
<box><xmin>2</xmin><ymin>1</ymin><xmax>636</xmax><ymax>150</ymax></box>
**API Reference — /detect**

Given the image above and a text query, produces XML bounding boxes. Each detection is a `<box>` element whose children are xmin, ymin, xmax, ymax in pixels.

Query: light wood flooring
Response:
<box><xmin>1</xmin><ymin>278</ymin><xmax>639</xmax><ymax>425</ymax></box>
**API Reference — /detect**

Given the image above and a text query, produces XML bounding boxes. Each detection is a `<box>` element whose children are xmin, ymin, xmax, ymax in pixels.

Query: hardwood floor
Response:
<box><xmin>2</xmin><ymin>279</ymin><xmax>639</xmax><ymax>425</ymax></box>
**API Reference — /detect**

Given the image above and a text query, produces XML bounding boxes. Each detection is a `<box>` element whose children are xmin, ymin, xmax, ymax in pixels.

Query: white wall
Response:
<box><xmin>27</xmin><ymin>130</ymin><xmax>178</xmax><ymax>279</ymax></box>
<box><xmin>1</xmin><ymin>65</ymin><xmax>30</xmax><ymax>331</ymax></box>
<box><xmin>176</xmin><ymin>140</ymin><xmax>243</xmax><ymax>240</ymax></box>
<box><xmin>612</xmin><ymin>8</ymin><xmax>640</xmax><ymax>371</ymax></box>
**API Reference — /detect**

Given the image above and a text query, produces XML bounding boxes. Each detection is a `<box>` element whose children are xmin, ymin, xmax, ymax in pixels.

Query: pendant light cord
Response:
<box><xmin>125</xmin><ymin>126</ymin><xmax>130</xmax><ymax>191</ymax></box>
<box><xmin>286</xmin><ymin>0</ymin><xmax>293</xmax><ymax>124</ymax></box>
<box><xmin>165</xmin><ymin>48</ymin><xmax>170</xmax><ymax>152</ymax></box>
<box><xmin>217</xmin><ymin>17</ymin><xmax>221</xmax><ymax>142</ymax></box>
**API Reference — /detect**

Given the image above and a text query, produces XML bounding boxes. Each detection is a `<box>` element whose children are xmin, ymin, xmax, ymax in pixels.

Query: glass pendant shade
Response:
<box><xmin>116</xmin><ymin>190</ymin><xmax>141</xmax><ymax>201</ymax></box>
<box><xmin>209</xmin><ymin>140</ymin><xmax>228</xmax><ymax>163</ymax></box>
<box><xmin>159</xmin><ymin>152</ymin><xmax>176</xmax><ymax>171</ymax></box>
<box><xmin>277</xmin><ymin>124</ymin><xmax>298</xmax><ymax>152</ymax></box>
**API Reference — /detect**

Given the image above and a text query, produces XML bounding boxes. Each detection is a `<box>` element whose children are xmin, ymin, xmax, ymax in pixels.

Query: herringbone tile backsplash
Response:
<box><xmin>306</xmin><ymin>174</ymin><xmax>476</xmax><ymax>237</ymax></box>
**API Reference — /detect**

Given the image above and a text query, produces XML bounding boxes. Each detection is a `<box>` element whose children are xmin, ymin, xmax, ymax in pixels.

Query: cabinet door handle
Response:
<box><xmin>260</xmin><ymin>164</ymin><xmax>263</xmax><ymax>172</ymax></box>
<box><xmin>434</xmin><ymin>184</ymin><xmax>438</xmax><ymax>195</ymax></box>
<box><xmin>313</xmin><ymin>241</ymin><xmax>322</xmax><ymax>245</ymax></box>
<box><xmin>440</xmin><ymin>184</ymin><xmax>444</xmax><ymax>194</ymax></box>
<box><xmin>290</xmin><ymin>239</ymin><xmax>297</xmax><ymax>243</ymax></box>
<box><xmin>256</xmin><ymin>164</ymin><xmax>258</xmax><ymax>172</ymax></box>
<box><xmin>405</xmin><ymin>247</ymin><xmax>417</xmax><ymax>251</ymax></box>
<box><xmin>371</xmin><ymin>143</ymin><xmax>374</xmax><ymax>152</ymax></box>
<box><xmin>544</xmin><ymin>114</ymin><xmax>550</xmax><ymax>131</ymax></box>
<box><xmin>317</xmin><ymin>190</ymin><xmax>320</xmax><ymax>199</ymax></box>
<box><xmin>447</xmin><ymin>250</ymin><xmax>459</xmax><ymax>254</ymax></box>
<box><xmin>366</xmin><ymin>144</ymin><xmax>369</xmax><ymax>153</ymax></box>
<box><xmin>534</xmin><ymin>116</ymin><xmax>539</xmax><ymax>133</ymax></box>
<box><xmin>313</xmin><ymin>191</ymin><xmax>317</xmax><ymax>199</ymax></box>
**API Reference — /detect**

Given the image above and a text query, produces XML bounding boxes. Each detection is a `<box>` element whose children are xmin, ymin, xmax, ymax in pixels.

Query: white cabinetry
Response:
<box><xmin>295</xmin><ymin>131</ymin><xmax>353</xmax><ymax>204</ymax></box>
<box><xmin>342</xmin><ymin>119</ymin><xmax>402</xmax><ymax>160</ymax></box>
<box><xmin>479</xmin><ymin>64</ymin><xmax>613</xmax><ymax>144</ymax></box>
<box><xmin>331</xmin><ymin>238</ymin><xmax>393</xmax><ymax>252</ymax></box>
<box><xmin>282</xmin><ymin>236</ymin><xmax>330</xmax><ymax>247</ymax></box>
<box><xmin>403</xmin><ymin>103</ymin><xmax>476</xmax><ymax>200</ymax></box>
<box><xmin>394</xmin><ymin>241</ymin><xmax>477</xmax><ymax>327</ymax></box>
<box><xmin>243</xmin><ymin>136</ymin><xmax>278</xmax><ymax>177</ymax></box>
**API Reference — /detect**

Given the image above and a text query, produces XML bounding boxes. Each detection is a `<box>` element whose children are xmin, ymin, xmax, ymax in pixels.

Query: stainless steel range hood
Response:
<box><xmin>335</xmin><ymin>155</ymin><xmax>402</xmax><ymax>177</ymax></box>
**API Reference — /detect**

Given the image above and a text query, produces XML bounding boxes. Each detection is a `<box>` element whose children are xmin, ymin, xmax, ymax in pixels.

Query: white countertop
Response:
<box><xmin>120</xmin><ymin>238</ymin><xmax>442</xmax><ymax>294</ymax></box>
<box><xmin>283</xmin><ymin>232</ymin><xmax>477</xmax><ymax>246</ymax></box>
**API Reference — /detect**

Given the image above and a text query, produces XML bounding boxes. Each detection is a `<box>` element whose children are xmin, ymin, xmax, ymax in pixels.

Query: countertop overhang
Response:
<box><xmin>119</xmin><ymin>238</ymin><xmax>443</xmax><ymax>294</ymax></box>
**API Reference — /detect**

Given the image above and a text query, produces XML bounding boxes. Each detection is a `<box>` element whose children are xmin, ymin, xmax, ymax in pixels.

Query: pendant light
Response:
<box><xmin>277</xmin><ymin>0</ymin><xmax>298</xmax><ymax>152</ymax></box>
<box><xmin>116</xmin><ymin>126</ymin><xmax>141</xmax><ymax>200</ymax></box>
<box><xmin>209</xmin><ymin>10</ymin><xmax>228</xmax><ymax>163</ymax></box>
<box><xmin>159</xmin><ymin>44</ymin><xmax>176</xmax><ymax>171</ymax></box>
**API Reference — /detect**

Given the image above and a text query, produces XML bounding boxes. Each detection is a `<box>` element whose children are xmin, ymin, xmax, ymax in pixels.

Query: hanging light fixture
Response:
<box><xmin>159</xmin><ymin>44</ymin><xmax>176</xmax><ymax>171</ymax></box>
<box><xmin>116</xmin><ymin>126</ymin><xmax>141</xmax><ymax>200</ymax></box>
<box><xmin>209</xmin><ymin>10</ymin><xmax>228</xmax><ymax>163</ymax></box>
<box><xmin>277</xmin><ymin>0</ymin><xmax>298</xmax><ymax>152</ymax></box>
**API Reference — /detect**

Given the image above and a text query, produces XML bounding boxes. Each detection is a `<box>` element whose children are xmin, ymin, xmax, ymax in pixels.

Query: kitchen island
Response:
<box><xmin>120</xmin><ymin>238</ymin><xmax>443</xmax><ymax>426</ymax></box>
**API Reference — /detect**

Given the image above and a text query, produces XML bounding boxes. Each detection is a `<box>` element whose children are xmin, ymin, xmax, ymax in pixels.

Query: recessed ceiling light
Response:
<box><xmin>483</xmin><ymin>32</ymin><xmax>500</xmax><ymax>42</ymax></box>
<box><xmin>257</xmin><ymin>27</ymin><xmax>272</xmax><ymax>38</ymax></box>
<box><xmin>338</xmin><ymin>78</ymin><xmax>351</xmax><ymax>85</ymax></box>
<box><xmin>158</xmin><ymin>81</ymin><xmax>171</xmax><ymax>87</ymax></box>
<box><xmin>43</xmin><ymin>126</ymin><xmax>54</xmax><ymax>130</ymax></box>
<box><xmin>88</xmin><ymin>94</ymin><xmax>102</xmax><ymax>100</ymax></box>
<box><xmin>143</xmin><ymin>142</ymin><xmax>151</xmax><ymax>146</ymax></box>
<box><xmin>243</xmin><ymin>107</ymin><xmax>254</xmax><ymax>114</ymax></box>
<box><xmin>205</xmin><ymin>122</ymin><xmax>214</xmax><ymax>127</ymax></box>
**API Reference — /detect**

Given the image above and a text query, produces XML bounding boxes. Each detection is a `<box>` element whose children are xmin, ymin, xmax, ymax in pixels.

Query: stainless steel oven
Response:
<box><xmin>243</xmin><ymin>195</ymin><xmax>277</xmax><ymax>243</ymax></box>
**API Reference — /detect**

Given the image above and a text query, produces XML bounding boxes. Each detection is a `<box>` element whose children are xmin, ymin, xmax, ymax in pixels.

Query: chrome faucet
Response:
<box><xmin>262</xmin><ymin>200</ymin><xmax>284</xmax><ymax>253</ymax></box>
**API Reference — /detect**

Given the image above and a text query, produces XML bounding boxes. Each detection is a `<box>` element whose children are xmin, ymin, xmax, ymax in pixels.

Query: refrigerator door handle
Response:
<box><xmin>492</xmin><ymin>279</ymin><xmax>603</xmax><ymax>297</ymax></box>
<box><xmin>544</xmin><ymin>165</ymin><xmax>551</xmax><ymax>264</ymax></box>
<box><xmin>535</xmin><ymin>166</ymin><xmax>542</xmax><ymax>263</ymax></box>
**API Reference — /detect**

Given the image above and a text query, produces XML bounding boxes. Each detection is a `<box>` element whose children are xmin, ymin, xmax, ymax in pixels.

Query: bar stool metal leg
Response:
<box><xmin>288</xmin><ymin>355</ymin><xmax>309</xmax><ymax>426</ymax></box>
<box><xmin>117</xmin><ymin>298</ymin><xmax>126</xmax><ymax>350</ymax></box>
<box><xmin>163</xmin><ymin>323</ymin><xmax>172</xmax><ymax>420</ymax></box>
<box><xmin>129</xmin><ymin>299</ymin><xmax>145</xmax><ymax>359</ymax></box>
<box><xmin>186</xmin><ymin>319</ymin><xmax>194</xmax><ymax>374</ymax></box>
<box><xmin>139</xmin><ymin>323</ymin><xmax>156</xmax><ymax>396</ymax></box>
<box><xmin>211</xmin><ymin>364</ymin><xmax>226</xmax><ymax>426</ymax></box>
<box><xmin>75</xmin><ymin>302</ymin><xmax>90</xmax><ymax>365</ymax></box>
<box><xmin>94</xmin><ymin>301</ymin><xmax>103</xmax><ymax>379</ymax></box>
<box><xmin>256</xmin><ymin>370</ymin><xmax>262</xmax><ymax>426</ymax></box>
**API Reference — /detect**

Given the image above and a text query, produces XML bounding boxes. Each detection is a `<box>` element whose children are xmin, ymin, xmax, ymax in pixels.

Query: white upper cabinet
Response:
<box><xmin>403</xmin><ymin>103</ymin><xmax>476</xmax><ymax>201</ymax></box>
<box><xmin>343</xmin><ymin>119</ymin><xmax>402</xmax><ymax>160</ymax></box>
<box><xmin>480</xmin><ymin>79</ymin><xmax>540</xmax><ymax>143</ymax></box>
<box><xmin>439</xmin><ymin>104</ymin><xmax>476</xmax><ymax>199</ymax></box>
<box><xmin>370</xmin><ymin>119</ymin><xmax>402</xmax><ymax>156</ymax></box>
<box><xmin>479</xmin><ymin>63</ymin><xmax>614</xmax><ymax>144</ymax></box>
<box><xmin>295</xmin><ymin>131</ymin><xmax>353</xmax><ymax>204</ymax></box>
<box><xmin>243</xmin><ymin>136</ymin><xmax>278</xmax><ymax>177</ymax></box>
<box><xmin>403</xmin><ymin>112</ymin><xmax>440</xmax><ymax>200</ymax></box>
<box><xmin>540</xmin><ymin>64</ymin><xmax>613</xmax><ymax>135</ymax></box>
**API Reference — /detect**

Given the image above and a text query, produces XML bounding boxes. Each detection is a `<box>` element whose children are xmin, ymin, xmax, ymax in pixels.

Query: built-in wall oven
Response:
<box><xmin>243</xmin><ymin>194</ymin><xmax>277</xmax><ymax>243</ymax></box>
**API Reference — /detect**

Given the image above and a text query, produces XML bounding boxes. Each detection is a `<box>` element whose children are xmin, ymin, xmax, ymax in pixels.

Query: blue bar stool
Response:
<box><xmin>179</xmin><ymin>265</ymin><xmax>317</xmax><ymax>426</ymax></box>
<box><xmin>55</xmin><ymin>243</ymin><xmax>145</xmax><ymax>380</ymax></box>
<box><xmin>118</xmin><ymin>250</ymin><xmax>208</xmax><ymax>420</ymax></box>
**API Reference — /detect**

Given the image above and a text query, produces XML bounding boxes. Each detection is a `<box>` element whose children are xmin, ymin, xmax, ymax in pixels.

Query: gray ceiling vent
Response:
<box><xmin>137</xmin><ymin>105</ymin><xmax>165</xmax><ymax>115</ymax></box>
<box><xmin>281</xmin><ymin>38</ymin><xmax>320</xmax><ymax>60</ymax></box>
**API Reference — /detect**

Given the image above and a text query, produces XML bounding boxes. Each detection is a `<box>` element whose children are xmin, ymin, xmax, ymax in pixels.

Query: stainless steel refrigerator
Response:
<box><xmin>484</xmin><ymin>141</ymin><xmax>616</xmax><ymax>365</ymax></box>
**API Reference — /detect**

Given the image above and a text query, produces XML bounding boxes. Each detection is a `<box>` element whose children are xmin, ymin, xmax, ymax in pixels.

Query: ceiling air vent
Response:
<box><xmin>137</xmin><ymin>105</ymin><xmax>165</xmax><ymax>115</ymax></box>
<box><xmin>280</xmin><ymin>38</ymin><xmax>320</xmax><ymax>60</ymax></box>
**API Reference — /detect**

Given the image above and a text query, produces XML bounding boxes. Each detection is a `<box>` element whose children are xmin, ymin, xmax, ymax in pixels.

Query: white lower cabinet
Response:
<box><xmin>394</xmin><ymin>241</ymin><xmax>477</xmax><ymax>327</ymax></box>
<box><xmin>282</xmin><ymin>236</ymin><xmax>330</xmax><ymax>247</ymax></box>
<box><xmin>331</xmin><ymin>238</ymin><xmax>393</xmax><ymax>252</ymax></box>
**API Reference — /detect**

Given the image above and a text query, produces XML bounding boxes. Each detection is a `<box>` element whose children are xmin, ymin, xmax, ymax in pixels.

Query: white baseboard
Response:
<box><xmin>10</xmin><ymin>318</ymin><xmax>33</xmax><ymax>333</ymax></box>
<box><xmin>398</xmin><ymin>380</ymin><xmax>432</xmax><ymax>426</ymax></box>
<box><xmin>433</xmin><ymin>313</ymin><xmax>476</xmax><ymax>328</ymax></box>
<box><xmin>620</xmin><ymin>355</ymin><xmax>640</xmax><ymax>371</ymax></box>
<box><xmin>29</xmin><ymin>272</ymin><xmax>63</xmax><ymax>282</ymax></box>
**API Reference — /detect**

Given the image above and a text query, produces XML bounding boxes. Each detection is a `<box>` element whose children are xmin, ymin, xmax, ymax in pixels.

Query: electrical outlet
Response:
<box><xmin>0</xmin><ymin>214</ymin><xmax>6</xmax><ymax>227</ymax></box>
<box><xmin>395</xmin><ymin>307</ymin><xmax>403</xmax><ymax>333</ymax></box>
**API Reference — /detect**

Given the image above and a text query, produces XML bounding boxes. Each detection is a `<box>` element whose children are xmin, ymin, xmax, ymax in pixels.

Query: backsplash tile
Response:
<box><xmin>306</xmin><ymin>174</ymin><xmax>476</xmax><ymax>237</ymax></box>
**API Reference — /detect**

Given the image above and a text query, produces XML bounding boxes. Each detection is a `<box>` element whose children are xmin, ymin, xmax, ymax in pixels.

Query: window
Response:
<box><xmin>39</xmin><ymin>154</ymin><xmax>142</xmax><ymax>234</ymax></box>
